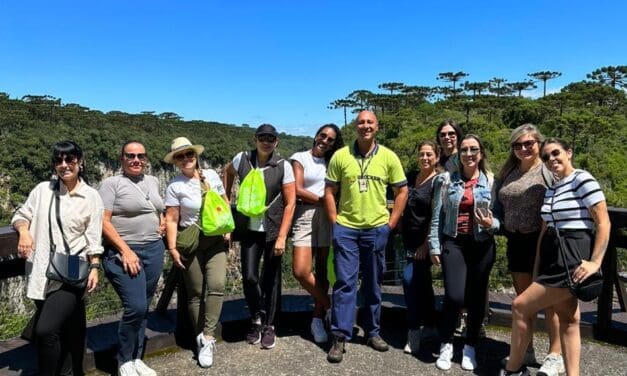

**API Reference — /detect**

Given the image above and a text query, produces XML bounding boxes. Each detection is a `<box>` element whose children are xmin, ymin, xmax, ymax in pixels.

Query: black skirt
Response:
<box><xmin>536</xmin><ymin>229</ymin><xmax>593</xmax><ymax>288</ymax></box>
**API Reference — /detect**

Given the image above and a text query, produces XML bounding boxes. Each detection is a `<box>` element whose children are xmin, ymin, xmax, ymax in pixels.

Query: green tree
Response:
<box><xmin>328</xmin><ymin>98</ymin><xmax>358</xmax><ymax>126</ymax></box>
<box><xmin>377</xmin><ymin>82</ymin><xmax>405</xmax><ymax>95</ymax></box>
<box><xmin>528</xmin><ymin>71</ymin><xmax>562</xmax><ymax>97</ymax></box>
<box><xmin>462</xmin><ymin>81</ymin><xmax>490</xmax><ymax>97</ymax></box>
<box><xmin>586</xmin><ymin>65</ymin><xmax>627</xmax><ymax>89</ymax></box>
<box><xmin>506</xmin><ymin>80</ymin><xmax>537</xmax><ymax>97</ymax></box>
<box><xmin>436</xmin><ymin>71</ymin><xmax>469</xmax><ymax>97</ymax></box>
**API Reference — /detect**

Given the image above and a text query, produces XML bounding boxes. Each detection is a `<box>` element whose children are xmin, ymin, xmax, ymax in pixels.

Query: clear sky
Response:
<box><xmin>1</xmin><ymin>1</ymin><xmax>625</xmax><ymax>136</ymax></box>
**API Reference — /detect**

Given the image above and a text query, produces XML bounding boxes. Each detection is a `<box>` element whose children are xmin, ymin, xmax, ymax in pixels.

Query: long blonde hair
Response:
<box><xmin>497</xmin><ymin>124</ymin><xmax>544</xmax><ymax>181</ymax></box>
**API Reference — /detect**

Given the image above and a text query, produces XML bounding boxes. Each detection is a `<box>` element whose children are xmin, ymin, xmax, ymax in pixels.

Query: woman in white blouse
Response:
<box><xmin>12</xmin><ymin>141</ymin><xmax>104</xmax><ymax>376</ymax></box>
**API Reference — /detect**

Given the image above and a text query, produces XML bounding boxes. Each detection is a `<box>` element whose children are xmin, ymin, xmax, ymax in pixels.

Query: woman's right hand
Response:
<box><xmin>121</xmin><ymin>250</ymin><xmax>142</xmax><ymax>277</ymax></box>
<box><xmin>414</xmin><ymin>244</ymin><xmax>428</xmax><ymax>260</ymax></box>
<box><xmin>17</xmin><ymin>232</ymin><xmax>34</xmax><ymax>259</ymax></box>
<box><xmin>169</xmin><ymin>248</ymin><xmax>186</xmax><ymax>270</ymax></box>
<box><xmin>430</xmin><ymin>254</ymin><xmax>441</xmax><ymax>266</ymax></box>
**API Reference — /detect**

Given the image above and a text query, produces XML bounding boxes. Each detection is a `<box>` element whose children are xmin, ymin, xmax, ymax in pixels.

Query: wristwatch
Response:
<box><xmin>89</xmin><ymin>263</ymin><xmax>102</xmax><ymax>270</ymax></box>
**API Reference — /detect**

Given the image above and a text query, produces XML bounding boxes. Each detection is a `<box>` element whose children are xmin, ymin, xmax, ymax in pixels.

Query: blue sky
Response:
<box><xmin>1</xmin><ymin>1</ymin><xmax>625</xmax><ymax>136</ymax></box>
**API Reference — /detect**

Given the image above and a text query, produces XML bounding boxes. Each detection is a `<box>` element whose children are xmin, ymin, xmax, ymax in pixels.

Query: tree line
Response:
<box><xmin>328</xmin><ymin>65</ymin><xmax>626</xmax><ymax>209</ymax></box>
<box><xmin>0</xmin><ymin>97</ymin><xmax>312</xmax><ymax>224</ymax></box>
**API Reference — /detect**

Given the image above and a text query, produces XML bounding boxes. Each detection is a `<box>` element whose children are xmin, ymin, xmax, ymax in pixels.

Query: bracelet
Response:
<box><xmin>89</xmin><ymin>263</ymin><xmax>102</xmax><ymax>270</ymax></box>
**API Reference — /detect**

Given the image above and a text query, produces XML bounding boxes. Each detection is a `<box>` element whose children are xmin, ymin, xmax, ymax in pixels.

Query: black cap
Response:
<box><xmin>255</xmin><ymin>124</ymin><xmax>278</xmax><ymax>137</ymax></box>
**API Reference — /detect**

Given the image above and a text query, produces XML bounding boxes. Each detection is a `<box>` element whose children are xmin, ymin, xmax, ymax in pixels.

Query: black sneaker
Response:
<box><xmin>260</xmin><ymin>325</ymin><xmax>276</xmax><ymax>349</ymax></box>
<box><xmin>246</xmin><ymin>322</ymin><xmax>262</xmax><ymax>345</ymax></box>
<box><xmin>366</xmin><ymin>335</ymin><xmax>389</xmax><ymax>352</ymax></box>
<box><xmin>327</xmin><ymin>336</ymin><xmax>346</xmax><ymax>363</ymax></box>
<box><xmin>499</xmin><ymin>366</ymin><xmax>530</xmax><ymax>376</ymax></box>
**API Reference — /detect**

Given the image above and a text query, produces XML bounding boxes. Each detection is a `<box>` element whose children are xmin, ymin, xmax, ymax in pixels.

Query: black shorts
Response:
<box><xmin>505</xmin><ymin>231</ymin><xmax>540</xmax><ymax>274</ymax></box>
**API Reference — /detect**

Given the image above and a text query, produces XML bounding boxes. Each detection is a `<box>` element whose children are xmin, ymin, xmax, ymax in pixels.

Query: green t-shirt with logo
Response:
<box><xmin>326</xmin><ymin>143</ymin><xmax>407</xmax><ymax>229</ymax></box>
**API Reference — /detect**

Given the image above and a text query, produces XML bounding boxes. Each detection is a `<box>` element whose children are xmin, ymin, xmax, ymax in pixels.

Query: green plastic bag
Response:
<box><xmin>327</xmin><ymin>245</ymin><xmax>336</xmax><ymax>287</ymax></box>
<box><xmin>201</xmin><ymin>190</ymin><xmax>235</xmax><ymax>236</ymax></box>
<box><xmin>236</xmin><ymin>168</ymin><xmax>267</xmax><ymax>217</ymax></box>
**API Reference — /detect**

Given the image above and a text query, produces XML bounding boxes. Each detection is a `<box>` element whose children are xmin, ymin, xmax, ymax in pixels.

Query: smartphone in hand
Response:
<box><xmin>475</xmin><ymin>201</ymin><xmax>489</xmax><ymax>217</ymax></box>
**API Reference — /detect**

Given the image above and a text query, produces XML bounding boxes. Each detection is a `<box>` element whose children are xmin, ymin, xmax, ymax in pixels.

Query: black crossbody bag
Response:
<box><xmin>550</xmin><ymin>199</ymin><xmax>603</xmax><ymax>302</ymax></box>
<box><xmin>45</xmin><ymin>181</ymin><xmax>89</xmax><ymax>289</ymax></box>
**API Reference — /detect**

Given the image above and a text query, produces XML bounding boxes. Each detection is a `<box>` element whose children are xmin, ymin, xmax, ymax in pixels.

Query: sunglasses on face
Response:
<box><xmin>174</xmin><ymin>151</ymin><xmax>196</xmax><ymax>162</ymax></box>
<box><xmin>460</xmin><ymin>147</ymin><xmax>481</xmax><ymax>156</ymax></box>
<box><xmin>257</xmin><ymin>135</ymin><xmax>277</xmax><ymax>143</ymax></box>
<box><xmin>317</xmin><ymin>132</ymin><xmax>335</xmax><ymax>144</ymax></box>
<box><xmin>54</xmin><ymin>155</ymin><xmax>78</xmax><ymax>165</ymax></box>
<box><xmin>439</xmin><ymin>131</ymin><xmax>456</xmax><ymax>138</ymax></box>
<box><xmin>124</xmin><ymin>153</ymin><xmax>147</xmax><ymax>161</ymax></box>
<box><xmin>512</xmin><ymin>140</ymin><xmax>537</xmax><ymax>151</ymax></box>
<box><xmin>541</xmin><ymin>149</ymin><xmax>561</xmax><ymax>162</ymax></box>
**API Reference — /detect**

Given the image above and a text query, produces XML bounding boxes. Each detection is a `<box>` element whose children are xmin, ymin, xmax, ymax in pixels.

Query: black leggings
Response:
<box><xmin>35</xmin><ymin>285</ymin><xmax>86</xmax><ymax>376</ymax></box>
<box><xmin>440</xmin><ymin>235</ymin><xmax>495</xmax><ymax>346</ymax></box>
<box><xmin>240</xmin><ymin>231</ymin><xmax>282</xmax><ymax>326</ymax></box>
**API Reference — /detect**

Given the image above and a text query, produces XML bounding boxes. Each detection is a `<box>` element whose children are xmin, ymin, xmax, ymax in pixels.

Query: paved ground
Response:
<box><xmin>88</xmin><ymin>310</ymin><xmax>627</xmax><ymax>376</ymax></box>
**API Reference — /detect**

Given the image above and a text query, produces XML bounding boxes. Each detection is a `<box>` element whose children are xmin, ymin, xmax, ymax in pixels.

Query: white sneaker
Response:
<box><xmin>436</xmin><ymin>342</ymin><xmax>454</xmax><ymax>370</ymax></box>
<box><xmin>404</xmin><ymin>329</ymin><xmax>421</xmax><ymax>354</ymax></box>
<box><xmin>537</xmin><ymin>353</ymin><xmax>565</xmax><ymax>376</ymax></box>
<box><xmin>133</xmin><ymin>359</ymin><xmax>157</xmax><ymax>376</ymax></box>
<box><xmin>461</xmin><ymin>345</ymin><xmax>477</xmax><ymax>371</ymax></box>
<box><xmin>196</xmin><ymin>333</ymin><xmax>216</xmax><ymax>368</ymax></box>
<box><xmin>118</xmin><ymin>360</ymin><xmax>139</xmax><ymax>376</ymax></box>
<box><xmin>311</xmin><ymin>317</ymin><xmax>328</xmax><ymax>343</ymax></box>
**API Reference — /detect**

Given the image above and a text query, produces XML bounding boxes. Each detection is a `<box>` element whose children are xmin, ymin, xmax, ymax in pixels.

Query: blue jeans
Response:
<box><xmin>103</xmin><ymin>239</ymin><xmax>165</xmax><ymax>363</ymax></box>
<box><xmin>331</xmin><ymin>223</ymin><xmax>389</xmax><ymax>340</ymax></box>
<box><xmin>402</xmin><ymin>258</ymin><xmax>436</xmax><ymax>330</ymax></box>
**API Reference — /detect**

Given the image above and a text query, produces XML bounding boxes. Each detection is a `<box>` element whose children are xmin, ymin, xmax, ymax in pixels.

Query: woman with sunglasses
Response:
<box><xmin>502</xmin><ymin>138</ymin><xmax>610</xmax><ymax>376</ymax></box>
<box><xmin>224</xmin><ymin>124</ymin><xmax>296</xmax><ymax>350</ymax></box>
<box><xmin>492</xmin><ymin>125</ymin><xmax>564</xmax><ymax>375</ymax></box>
<box><xmin>435</xmin><ymin>119</ymin><xmax>463</xmax><ymax>173</ymax></box>
<box><xmin>99</xmin><ymin>141</ymin><xmax>165</xmax><ymax>376</ymax></box>
<box><xmin>290</xmin><ymin>123</ymin><xmax>344</xmax><ymax>343</ymax></box>
<box><xmin>164</xmin><ymin>137</ymin><xmax>230</xmax><ymax>368</ymax></box>
<box><xmin>12</xmin><ymin>141</ymin><xmax>103</xmax><ymax>375</ymax></box>
<box><xmin>429</xmin><ymin>134</ymin><xmax>499</xmax><ymax>372</ymax></box>
<box><xmin>401</xmin><ymin>140</ymin><xmax>439</xmax><ymax>355</ymax></box>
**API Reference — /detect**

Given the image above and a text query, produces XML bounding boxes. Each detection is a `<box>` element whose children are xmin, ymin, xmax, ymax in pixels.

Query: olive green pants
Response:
<box><xmin>182</xmin><ymin>235</ymin><xmax>228</xmax><ymax>337</ymax></box>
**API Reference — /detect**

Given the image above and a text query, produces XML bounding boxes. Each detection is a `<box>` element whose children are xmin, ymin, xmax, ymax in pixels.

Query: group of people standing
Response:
<box><xmin>12</xmin><ymin>110</ymin><xmax>610</xmax><ymax>376</ymax></box>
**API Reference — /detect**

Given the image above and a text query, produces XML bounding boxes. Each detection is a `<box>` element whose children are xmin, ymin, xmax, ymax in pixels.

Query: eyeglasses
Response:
<box><xmin>317</xmin><ymin>132</ymin><xmax>335</xmax><ymax>143</ymax></box>
<box><xmin>54</xmin><ymin>156</ymin><xmax>78</xmax><ymax>165</ymax></box>
<box><xmin>460</xmin><ymin>147</ymin><xmax>481</xmax><ymax>156</ymax></box>
<box><xmin>124</xmin><ymin>153</ymin><xmax>147</xmax><ymax>161</ymax></box>
<box><xmin>257</xmin><ymin>135</ymin><xmax>277</xmax><ymax>143</ymax></box>
<box><xmin>541</xmin><ymin>149</ymin><xmax>561</xmax><ymax>162</ymax></box>
<box><xmin>439</xmin><ymin>131</ymin><xmax>456</xmax><ymax>138</ymax></box>
<box><xmin>512</xmin><ymin>140</ymin><xmax>537</xmax><ymax>151</ymax></box>
<box><xmin>174</xmin><ymin>151</ymin><xmax>196</xmax><ymax>162</ymax></box>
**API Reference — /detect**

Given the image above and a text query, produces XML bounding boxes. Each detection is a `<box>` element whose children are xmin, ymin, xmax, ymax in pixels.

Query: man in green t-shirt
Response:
<box><xmin>324</xmin><ymin>110</ymin><xmax>408</xmax><ymax>363</ymax></box>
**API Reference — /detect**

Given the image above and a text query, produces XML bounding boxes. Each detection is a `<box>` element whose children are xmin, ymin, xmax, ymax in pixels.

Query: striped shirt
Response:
<box><xmin>540</xmin><ymin>169</ymin><xmax>605</xmax><ymax>230</ymax></box>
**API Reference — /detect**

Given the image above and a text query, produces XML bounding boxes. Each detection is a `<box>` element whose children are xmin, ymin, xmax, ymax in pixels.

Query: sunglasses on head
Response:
<box><xmin>54</xmin><ymin>155</ymin><xmax>78</xmax><ymax>165</ymax></box>
<box><xmin>257</xmin><ymin>135</ymin><xmax>277</xmax><ymax>143</ymax></box>
<box><xmin>124</xmin><ymin>153</ymin><xmax>147</xmax><ymax>161</ymax></box>
<box><xmin>460</xmin><ymin>147</ymin><xmax>481</xmax><ymax>156</ymax></box>
<box><xmin>512</xmin><ymin>140</ymin><xmax>537</xmax><ymax>151</ymax></box>
<box><xmin>174</xmin><ymin>151</ymin><xmax>196</xmax><ymax>162</ymax></box>
<box><xmin>439</xmin><ymin>131</ymin><xmax>456</xmax><ymax>138</ymax></box>
<box><xmin>317</xmin><ymin>132</ymin><xmax>335</xmax><ymax>143</ymax></box>
<box><xmin>541</xmin><ymin>149</ymin><xmax>561</xmax><ymax>162</ymax></box>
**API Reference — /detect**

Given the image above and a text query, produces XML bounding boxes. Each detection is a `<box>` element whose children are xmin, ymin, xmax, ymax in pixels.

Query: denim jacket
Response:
<box><xmin>428</xmin><ymin>170</ymin><xmax>500</xmax><ymax>255</ymax></box>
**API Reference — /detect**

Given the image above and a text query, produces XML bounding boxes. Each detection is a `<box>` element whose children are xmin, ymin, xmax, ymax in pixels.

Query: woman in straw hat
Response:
<box><xmin>164</xmin><ymin>137</ymin><xmax>231</xmax><ymax>368</ymax></box>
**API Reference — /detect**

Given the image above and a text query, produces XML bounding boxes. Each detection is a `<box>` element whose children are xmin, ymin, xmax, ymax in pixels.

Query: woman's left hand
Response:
<box><xmin>474</xmin><ymin>208</ymin><xmax>493</xmax><ymax>228</ymax></box>
<box><xmin>573</xmin><ymin>260</ymin><xmax>601</xmax><ymax>284</ymax></box>
<box><xmin>87</xmin><ymin>268</ymin><xmax>99</xmax><ymax>293</ymax></box>
<box><xmin>273</xmin><ymin>236</ymin><xmax>286</xmax><ymax>256</ymax></box>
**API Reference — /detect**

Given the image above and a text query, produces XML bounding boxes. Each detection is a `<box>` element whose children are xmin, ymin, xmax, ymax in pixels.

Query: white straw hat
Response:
<box><xmin>163</xmin><ymin>137</ymin><xmax>205</xmax><ymax>163</ymax></box>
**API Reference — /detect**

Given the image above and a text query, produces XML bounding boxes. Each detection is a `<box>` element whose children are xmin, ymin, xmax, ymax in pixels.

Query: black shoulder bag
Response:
<box><xmin>550</xmin><ymin>199</ymin><xmax>604</xmax><ymax>302</ymax></box>
<box><xmin>45</xmin><ymin>182</ymin><xmax>89</xmax><ymax>289</ymax></box>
